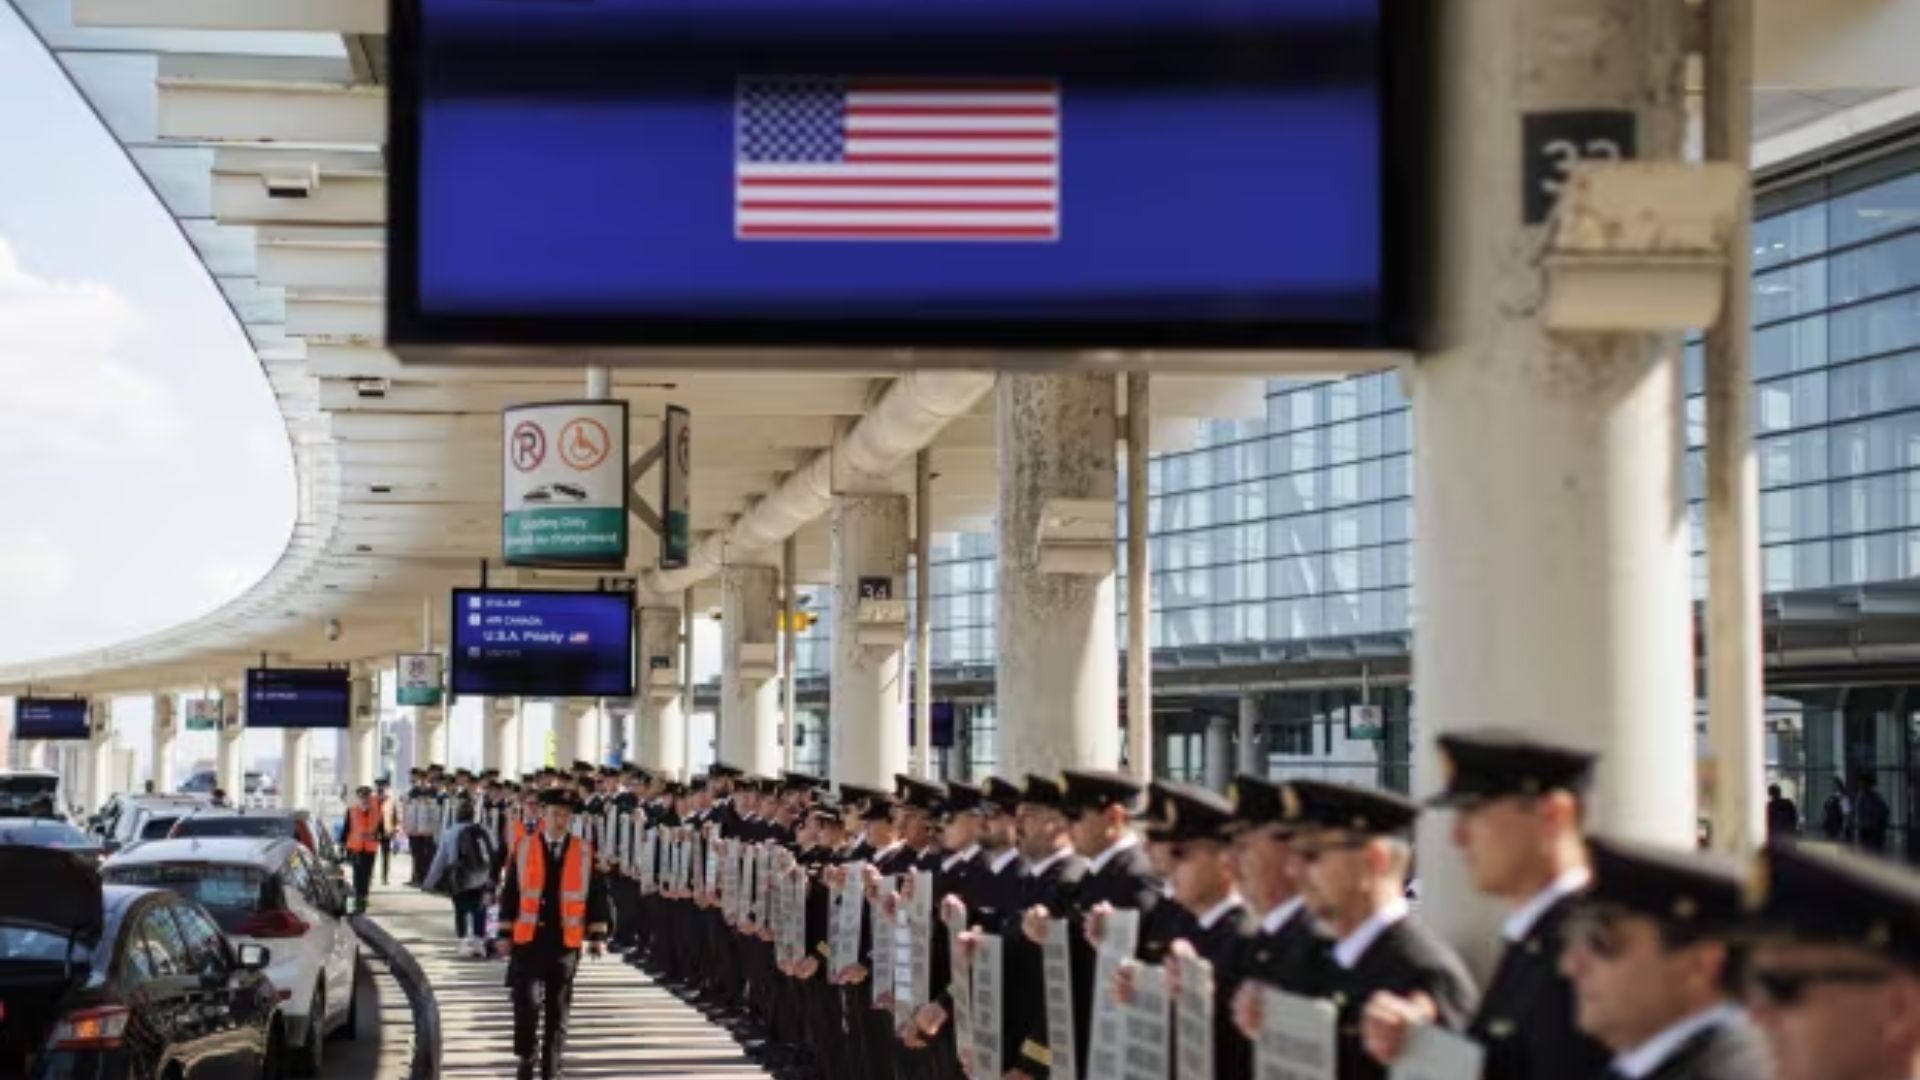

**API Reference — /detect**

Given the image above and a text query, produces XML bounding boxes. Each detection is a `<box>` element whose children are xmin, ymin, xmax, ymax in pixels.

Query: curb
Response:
<box><xmin>351</xmin><ymin>913</ymin><xmax>442</xmax><ymax>1080</ymax></box>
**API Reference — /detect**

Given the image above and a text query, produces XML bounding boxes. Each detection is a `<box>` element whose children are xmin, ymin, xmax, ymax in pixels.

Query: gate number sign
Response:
<box><xmin>1522</xmin><ymin>109</ymin><xmax>1636</xmax><ymax>224</ymax></box>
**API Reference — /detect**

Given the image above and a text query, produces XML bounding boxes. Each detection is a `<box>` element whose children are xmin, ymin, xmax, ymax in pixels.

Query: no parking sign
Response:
<box><xmin>501</xmin><ymin>400</ymin><xmax>630</xmax><ymax>568</ymax></box>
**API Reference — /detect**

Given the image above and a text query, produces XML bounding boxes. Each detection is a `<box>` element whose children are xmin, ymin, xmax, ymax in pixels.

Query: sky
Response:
<box><xmin>0</xmin><ymin>3</ymin><xmax>295</xmax><ymax>666</ymax></box>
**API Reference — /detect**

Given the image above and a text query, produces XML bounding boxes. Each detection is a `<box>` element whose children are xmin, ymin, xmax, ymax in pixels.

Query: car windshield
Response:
<box><xmin>173</xmin><ymin>817</ymin><xmax>297</xmax><ymax>840</ymax></box>
<box><xmin>103</xmin><ymin>864</ymin><xmax>267</xmax><ymax>932</ymax></box>
<box><xmin>138</xmin><ymin>817</ymin><xmax>183</xmax><ymax>840</ymax></box>
<box><xmin>0</xmin><ymin>926</ymin><xmax>88</xmax><ymax>964</ymax></box>
<box><xmin>0</xmin><ymin>821</ymin><xmax>91</xmax><ymax>848</ymax></box>
<box><xmin>0</xmin><ymin>776</ymin><xmax>59</xmax><ymax>815</ymax></box>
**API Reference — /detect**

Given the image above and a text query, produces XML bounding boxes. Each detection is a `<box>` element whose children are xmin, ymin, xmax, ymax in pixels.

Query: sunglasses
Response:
<box><xmin>1563</xmin><ymin>907</ymin><xmax>1631</xmax><ymax>959</ymax></box>
<box><xmin>1746</xmin><ymin>966</ymin><xmax>1894</xmax><ymax>1008</ymax></box>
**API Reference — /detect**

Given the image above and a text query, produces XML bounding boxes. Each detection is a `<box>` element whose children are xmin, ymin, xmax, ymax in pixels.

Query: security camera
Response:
<box><xmin>325</xmin><ymin>618</ymin><xmax>342</xmax><ymax>642</ymax></box>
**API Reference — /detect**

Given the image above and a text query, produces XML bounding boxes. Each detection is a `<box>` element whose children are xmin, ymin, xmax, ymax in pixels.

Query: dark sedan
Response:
<box><xmin>0</xmin><ymin>819</ymin><xmax>105</xmax><ymax>865</ymax></box>
<box><xmin>0</xmin><ymin>847</ymin><xmax>284</xmax><ymax>1080</ymax></box>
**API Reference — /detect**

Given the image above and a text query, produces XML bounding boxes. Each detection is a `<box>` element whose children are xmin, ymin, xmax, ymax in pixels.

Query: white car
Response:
<box><xmin>102</xmin><ymin>835</ymin><xmax>362</xmax><ymax>1075</ymax></box>
<box><xmin>95</xmin><ymin>793</ymin><xmax>209</xmax><ymax>853</ymax></box>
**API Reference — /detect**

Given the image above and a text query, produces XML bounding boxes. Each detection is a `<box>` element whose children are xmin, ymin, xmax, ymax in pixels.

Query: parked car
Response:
<box><xmin>178</xmin><ymin>772</ymin><xmax>275</xmax><ymax>798</ymax></box>
<box><xmin>169</xmin><ymin>809</ymin><xmax>349</xmax><ymax>883</ymax></box>
<box><xmin>0</xmin><ymin>770</ymin><xmax>65</xmax><ymax>820</ymax></box>
<box><xmin>102</xmin><ymin>837</ymin><xmax>360</xmax><ymax>1076</ymax></box>
<box><xmin>0</xmin><ymin>845</ymin><xmax>283</xmax><ymax>1079</ymax></box>
<box><xmin>0</xmin><ymin>818</ymin><xmax>106</xmax><ymax>864</ymax></box>
<box><xmin>95</xmin><ymin>795</ymin><xmax>209</xmax><ymax>854</ymax></box>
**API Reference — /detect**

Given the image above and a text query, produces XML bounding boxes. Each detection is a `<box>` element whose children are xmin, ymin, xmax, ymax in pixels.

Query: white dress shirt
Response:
<box><xmin>1332</xmin><ymin>897</ymin><xmax>1410</xmax><ymax>970</ymax></box>
<box><xmin>1260</xmin><ymin>896</ymin><xmax>1307</xmax><ymax>936</ymax></box>
<box><xmin>1196</xmin><ymin>892</ymin><xmax>1247</xmax><ymax>931</ymax></box>
<box><xmin>1087</xmin><ymin>833</ymin><xmax>1142</xmax><ymax>876</ymax></box>
<box><xmin>990</xmin><ymin>847</ymin><xmax>1022</xmax><ymax>875</ymax></box>
<box><xmin>942</xmin><ymin>844</ymin><xmax>981</xmax><ymax>872</ymax></box>
<box><xmin>1025</xmin><ymin>847</ymin><xmax>1072</xmax><ymax>878</ymax></box>
<box><xmin>1610</xmin><ymin>1003</ymin><xmax>1742</xmax><ymax>1079</ymax></box>
<box><xmin>1503</xmin><ymin>867</ymin><xmax>1592</xmax><ymax>942</ymax></box>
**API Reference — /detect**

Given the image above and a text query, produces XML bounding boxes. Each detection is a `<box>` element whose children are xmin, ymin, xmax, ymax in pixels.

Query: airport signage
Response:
<box><xmin>246</xmin><ymin>668</ymin><xmax>352</xmax><ymax>729</ymax></box>
<box><xmin>387</xmin><ymin>0</ymin><xmax>1420</xmax><ymax>364</ymax></box>
<box><xmin>396</xmin><ymin>652</ymin><xmax>444</xmax><ymax>706</ymax></box>
<box><xmin>184</xmin><ymin>698</ymin><xmax>222</xmax><ymax>732</ymax></box>
<box><xmin>14</xmin><ymin>698</ymin><xmax>90</xmax><ymax>741</ymax></box>
<box><xmin>451</xmin><ymin>588</ymin><xmax>637</xmax><ymax>698</ymax></box>
<box><xmin>662</xmin><ymin>405</ymin><xmax>691</xmax><ymax>570</ymax></box>
<box><xmin>502</xmin><ymin>400</ymin><xmax>630</xmax><ymax>569</ymax></box>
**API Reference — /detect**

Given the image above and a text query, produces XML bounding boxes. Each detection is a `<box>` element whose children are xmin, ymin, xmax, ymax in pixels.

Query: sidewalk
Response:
<box><xmin>362</xmin><ymin>857</ymin><xmax>769</xmax><ymax>1078</ymax></box>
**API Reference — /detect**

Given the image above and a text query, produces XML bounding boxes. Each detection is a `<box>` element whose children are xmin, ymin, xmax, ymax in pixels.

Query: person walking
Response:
<box><xmin>424</xmin><ymin>798</ymin><xmax>497</xmax><ymax>958</ymax></box>
<box><xmin>1854</xmin><ymin>773</ymin><xmax>1891</xmax><ymax>853</ymax></box>
<box><xmin>342</xmin><ymin>786</ymin><xmax>382</xmax><ymax>911</ymax></box>
<box><xmin>1766</xmin><ymin>783</ymin><xmax>1800</xmax><ymax>840</ymax></box>
<box><xmin>1820</xmin><ymin>775</ymin><xmax>1852</xmax><ymax>841</ymax></box>
<box><xmin>495</xmin><ymin>788</ymin><xmax>612</xmax><ymax>1080</ymax></box>
<box><xmin>375</xmin><ymin>777</ymin><xmax>398</xmax><ymax>886</ymax></box>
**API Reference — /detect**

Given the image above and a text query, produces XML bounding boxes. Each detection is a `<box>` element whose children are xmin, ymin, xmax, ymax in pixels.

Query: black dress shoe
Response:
<box><xmin>515</xmin><ymin>1058</ymin><xmax>535</xmax><ymax>1080</ymax></box>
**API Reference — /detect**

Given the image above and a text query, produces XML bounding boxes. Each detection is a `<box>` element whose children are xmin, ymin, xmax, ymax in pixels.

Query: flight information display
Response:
<box><xmin>389</xmin><ymin>0</ymin><xmax>1416</xmax><ymax>354</ymax></box>
<box><xmin>14</xmin><ymin>698</ymin><xmax>90</xmax><ymax>741</ymax></box>
<box><xmin>245</xmin><ymin>668</ymin><xmax>352</xmax><ymax>729</ymax></box>
<box><xmin>450</xmin><ymin>588</ymin><xmax>636</xmax><ymax>698</ymax></box>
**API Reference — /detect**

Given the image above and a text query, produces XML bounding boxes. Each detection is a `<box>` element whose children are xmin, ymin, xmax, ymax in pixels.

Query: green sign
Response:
<box><xmin>662</xmin><ymin>405</ymin><xmax>691</xmax><ymax>569</ymax></box>
<box><xmin>396</xmin><ymin>653</ymin><xmax>443</xmax><ymax>706</ymax></box>
<box><xmin>503</xmin><ymin>399</ymin><xmax>630</xmax><ymax>568</ymax></box>
<box><xmin>184</xmin><ymin>699</ymin><xmax>221</xmax><ymax>732</ymax></box>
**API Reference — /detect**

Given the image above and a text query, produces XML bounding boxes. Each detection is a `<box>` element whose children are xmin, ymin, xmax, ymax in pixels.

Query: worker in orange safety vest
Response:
<box><xmin>343</xmin><ymin>786</ymin><xmax>382</xmax><ymax>909</ymax></box>
<box><xmin>494</xmin><ymin>788</ymin><xmax>612</xmax><ymax>1080</ymax></box>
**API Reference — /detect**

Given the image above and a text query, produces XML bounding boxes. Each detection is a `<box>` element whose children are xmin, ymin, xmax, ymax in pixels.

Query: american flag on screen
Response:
<box><xmin>735</xmin><ymin>77</ymin><xmax>1060</xmax><ymax>241</ymax></box>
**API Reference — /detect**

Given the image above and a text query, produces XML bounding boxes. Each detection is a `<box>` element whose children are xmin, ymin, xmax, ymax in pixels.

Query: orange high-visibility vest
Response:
<box><xmin>346</xmin><ymin>805</ymin><xmax>380</xmax><ymax>853</ymax></box>
<box><xmin>508</xmin><ymin>817</ymin><xmax>534</xmax><ymax>857</ymax></box>
<box><xmin>512</xmin><ymin>834</ymin><xmax>591</xmax><ymax>949</ymax></box>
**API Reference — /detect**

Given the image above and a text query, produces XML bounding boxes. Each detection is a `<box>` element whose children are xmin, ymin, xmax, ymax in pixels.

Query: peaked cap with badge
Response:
<box><xmin>1428</xmin><ymin>729</ymin><xmax>1598</xmax><ymax>807</ymax></box>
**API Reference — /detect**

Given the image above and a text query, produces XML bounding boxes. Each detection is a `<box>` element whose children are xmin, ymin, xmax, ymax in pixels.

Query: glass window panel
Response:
<box><xmin>1754</xmin><ymin>371</ymin><xmax>1828</xmax><ymax>434</ymax></box>
<box><xmin>1830</xmin><ymin>413</ymin><xmax>1920</xmax><ymax>476</ymax></box>
<box><xmin>1830</xmin><ymin>171</ymin><xmax>1920</xmax><ymax>248</ymax></box>
<box><xmin>1691</xmin><ymin>501</ymin><xmax>1707</xmax><ymax>553</ymax></box>
<box><xmin>1358</xmin><ymin>372</ymin><xmax>1386</xmax><ymax>416</ymax></box>
<box><xmin>1795</xmin><ymin>540</ymin><xmax>1832</xmax><ymax>590</ymax></box>
<box><xmin>1835</xmin><ymin>531</ymin><xmax>1913</xmax><ymax>585</ymax></box>
<box><xmin>1270</xmin><ymin>471</ymin><xmax>1319</xmax><ymax>515</ymax></box>
<box><xmin>1383</xmin><ymin>455</ymin><xmax>1412</xmax><ymax>499</ymax></box>
<box><xmin>1761</xmin><ymin>485</ymin><xmax>1828</xmax><ymax>545</ymax></box>
<box><xmin>1382</xmin><ymin>409</ymin><xmax>1411</xmax><ymax>455</ymax></box>
<box><xmin>1687</xmin><ymin>396</ymin><xmax>1707</xmax><ymax>448</ymax></box>
<box><xmin>1685</xmin><ymin>342</ymin><xmax>1704</xmax><ymax>395</ymax></box>
<box><xmin>1758</xmin><ymin>430</ymin><xmax>1828</xmax><ymax>489</ymax></box>
<box><xmin>1753</xmin><ymin>259</ymin><xmax>1827</xmax><ymax>323</ymax></box>
<box><xmin>1830</xmin><ymin>232</ymin><xmax>1920</xmax><ymax>305</ymax></box>
<box><xmin>1832</xmin><ymin>472</ymin><xmax>1920</xmax><ymax>534</ymax></box>
<box><xmin>1381</xmin><ymin>588</ymin><xmax>1412</xmax><ymax>632</ymax></box>
<box><xmin>1831</xmin><ymin>295</ymin><xmax>1920</xmax><ymax>363</ymax></box>
<box><xmin>1271</xmin><ymin>513</ymin><xmax>1325</xmax><ymax>556</ymax></box>
<box><xmin>1327</xmin><ymin>420</ymin><xmax>1362</xmax><ymax>465</ymax></box>
<box><xmin>1382</xmin><ymin>543</ymin><xmax>1413</xmax><ymax>588</ymax></box>
<box><xmin>1832</xmin><ymin>350</ymin><xmax>1920</xmax><ymax>421</ymax></box>
<box><xmin>1686</xmin><ymin>449</ymin><xmax>1705</xmax><ymax>502</ymax></box>
<box><xmin>1358</xmin><ymin>459</ymin><xmax>1385</xmax><ymax>502</ymax></box>
<box><xmin>1752</xmin><ymin>316</ymin><xmax>1828</xmax><ymax>380</ymax></box>
<box><xmin>1328</xmin><ymin>381</ymin><xmax>1360</xmax><ymax>422</ymax></box>
<box><xmin>1327</xmin><ymin>465</ymin><xmax>1359</xmax><ymax>507</ymax></box>
<box><xmin>1752</xmin><ymin>201</ymin><xmax>1827</xmax><ymax>269</ymax></box>
<box><xmin>1383</xmin><ymin>500</ymin><xmax>1414</xmax><ymax>544</ymax></box>
<box><xmin>1327</xmin><ymin>549</ymin><xmax>1360</xmax><ymax>592</ymax></box>
<box><xmin>1290</xmin><ymin>388</ymin><xmax>1322</xmax><ymax>429</ymax></box>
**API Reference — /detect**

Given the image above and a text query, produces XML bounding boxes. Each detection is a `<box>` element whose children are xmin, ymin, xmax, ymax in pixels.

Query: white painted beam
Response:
<box><xmin>286</xmin><ymin>292</ymin><xmax>381</xmax><ymax>338</ymax></box>
<box><xmin>314</xmin><ymin>376</ymin><xmax>881</xmax><ymax>417</ymax></box>
<box><xmin>158</xmin><ymin>76</ymin><xmax>382</xmax><ymax>144</ymax></box>
<box><xmin>257</xmin><ymin>238</ymin><xmax>383</xmax><ymax>291</ymax></box>
<box><xmin>1758</xmin><ymin>0</ymin><xmax>1920</xmax><ymax>88</ymax></box>
<box><xmin>214</xmin><ymin>169</ymin><xmax>383</xmax><ymax>226</ymax></box>
<box><xmin>75</xmin><ymin>0</ymin><xmax>385</xmax><ymax>34</ymax></box>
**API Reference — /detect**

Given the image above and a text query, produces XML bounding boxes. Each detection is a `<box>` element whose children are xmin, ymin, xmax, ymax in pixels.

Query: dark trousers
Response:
<box><xmin>410</xmin><ymin>834</ymin><xmax>436</xmax><ymax>885</ymax></box>
<box><xmin>377</xmin><ymin>833</ymin><xmax>391</xmax><ymax>885</ymax></box>
<box><xmin>453</xmin><ymin>889</ymin><xmax>487</xmax><ymax>938</ymax></box>
<box><xmin>349</xmin><ymin>850</ymin><xmax>375</xmax><ymax>905</ymax></box>
<box><xmin>510</xmin><ymin>949</ymin><xmax>580</xmax><ymax>1073</ymax></box>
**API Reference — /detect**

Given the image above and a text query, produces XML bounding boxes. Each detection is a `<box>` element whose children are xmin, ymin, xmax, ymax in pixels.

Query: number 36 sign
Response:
<box><xmin>1522</xmin><ymin>109</ymin><xmax>1637</xmax><ymax>225</ymax></box>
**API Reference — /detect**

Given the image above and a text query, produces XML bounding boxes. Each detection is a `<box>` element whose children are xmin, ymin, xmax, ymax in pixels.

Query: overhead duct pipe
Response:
<box><xmin>639</xmin><ymin>371</ymin><xmax>994</xmax><ymax>600</ymax></box>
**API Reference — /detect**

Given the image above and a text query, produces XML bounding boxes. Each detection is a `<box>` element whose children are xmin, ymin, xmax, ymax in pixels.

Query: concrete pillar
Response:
<box><xmin>84</xmin><ymin>698</ymin><xmax>114</xmax><ymax>811</ymax></box>
<box><xmin>1413</xmin><ymin>0</ymin><xmax>1694</xmax><ymax>963</ymax></box>
<box><xmin>994</xmin><ymin>373</ymin><xmax>1120</xmax><ymax>777</ymax></box>
<box><xmin>1236</xmin><ymin>692</ymin><xmax>1262</xmax><ymax>777</ymax></box>
<box><xmin>218</xmin><ymin>681</ymin><xmax>245</xmax><ymax>797</ymax></box>
<box><xmin>415</xmin><ymin>704</ymin><xmax>447</xmax><ymax>771</ymax></box>
<box><xmin>21</xmin><ymin>740</ymin><xmax>48</xmax><ymax>770</ymax></box>
<box><xmin>829</xmin><ymin>494</ymin><xmax>911</xmax><ymax>789</ymax></box>
<box><xmin>637</xmin><ymin>607</ymin><xmax>687</xmax><ymax>778</ymax></box>
<box><xmin>281</xmin><ymin>729</ymin><xmax>311</xmax><ymax>810</ymax></box>
<box><xmin>721</xmin><ymin>565</ymin><xmax>782</xmax><ymax>775</ymax></box>
<box><xmin>1204</xmin><ymin>715</ymin><xmax>1233</xmax><ymax>793</ymax></box>
<box><xmin>554</xmin><ymin>701</ymin><xmax>595</xmax><ymax>769</ymax></box>
<box><xmin>151</xmin><ymin>694</ymin><xmax>177</xmax><ymax>794</ymax></box>
<box><xmin>483</xmin><ymin>698</ymin><xmax>521</xmax><ymax>779</ymax></box>
<box><xmin>345</xmin><ymin>673</ymin><xmax>377</xmax><ymax>792</ymax></box>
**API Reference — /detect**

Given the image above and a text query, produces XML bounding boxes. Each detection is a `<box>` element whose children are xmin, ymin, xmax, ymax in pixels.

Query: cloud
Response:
<box><xmin>0</xmin><ymin>237</ymin><xmax>182</xmax><ymax>459</ymax></box>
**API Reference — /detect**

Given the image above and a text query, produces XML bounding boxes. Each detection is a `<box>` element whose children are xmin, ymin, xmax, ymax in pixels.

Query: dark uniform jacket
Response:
<box><xmin>1606</xmin><ymin>1010</ymin><xmax>1771</xmax><ymax>1080</ymax></box>
<box><xmin>1004</xmin><ymin>849</ymin><xmax>1089</xmax><ymax>1079</ymax></box>
<box><xmin>495</xmin><ymin>832</ymin><xmax>615</xmax><ymax>973</ymax></box>
<box><xmin>1064</xmin><ymin>841</ymin><xmax>1164</xmax><ymax>1068</ymax></box>
<box><xmin>1183</xmin><ymin>899</ymin><xmax>1258</xmax><ymax>1080</ymax></box>
<box><xmin>1471</xmin><ymin>890</ymin><xmax>1611</xmax><ymax>1080</ymax></box>
<box><xmin>1233</xmin><ymin>899</ymin><xmax>1327</xmax><ymax>995</ymax></box>
<box><xmin>1324</xmin><ymin>914</ymin><xmax>1479</xmax><ymax>1080</ymax></box>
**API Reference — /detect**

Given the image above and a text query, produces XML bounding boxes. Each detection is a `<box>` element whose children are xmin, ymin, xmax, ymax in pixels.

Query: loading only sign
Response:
<box><xmin>502</xmin><ymin>399</ymin><xmax>630</xmax><ymax>568</ymax></box>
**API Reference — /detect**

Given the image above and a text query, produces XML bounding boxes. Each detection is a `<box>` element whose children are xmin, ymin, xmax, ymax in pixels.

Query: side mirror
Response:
<box><xmin>236</xmin><ymin>943</ymin><xmax>270</xmax><ymax>971</ymax></box>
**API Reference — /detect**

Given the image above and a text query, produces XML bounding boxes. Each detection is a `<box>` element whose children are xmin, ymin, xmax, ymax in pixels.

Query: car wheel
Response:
<box><xmin>260</xmin><ymin>1022</ymin><xmax>285</xmax><ymax>1080</ymax></box>
<box><xmin>292</xmin><ymin>984</ymin><xmax>325</xmax><ymax>1076</ymax></box>
<box><xmin>331</xmin><ymin>954</ymin><xmax>363</xmax><ymax>1041</ymax></box>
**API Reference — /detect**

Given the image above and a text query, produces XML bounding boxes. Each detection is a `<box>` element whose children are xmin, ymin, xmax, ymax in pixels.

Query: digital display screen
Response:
<box><xmin>245</xmin><ymin>669</ymin><xmax>352</xmax><ymax>729</ymax></box>
<box><xmin>390</xmin><ymin>0</ymin><xmax>1415</xmax><ymax>353</ymax></box>
<box><xmin>14</xmin><ymin>698</ymin><xmax>90</xmax><ymax>741</ymax></box>
<box><xmin>450</xmin><ymin>588</ymin><xmax>636</xmax><ymax>698</ymax></box>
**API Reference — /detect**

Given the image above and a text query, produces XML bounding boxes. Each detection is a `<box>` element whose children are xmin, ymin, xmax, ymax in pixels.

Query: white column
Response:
<box><xmin>415</xmin><ymin>704</ymin><xmax>447</xmax><ymax>771</ymax></box>
<box><xmin>554</xmin><ymin>701</ymin><xmax>595</xmax><ymax>769</ymax></box>
<box><xmin>483</xmin><ymin>698</ymin><xmax>521</xmax><ymax>779</ymax></box>
<box><xmin>1125</xmin><ymin>373</ymin><xmax>1154</xmax><ymax>780</ymax></box>
<box><xmin>1204</xmin><ymin>715</ymin><xmax>1233</xmax><ymax>793</ymax></box>
<box><xmin>281</xmin><ymin>729</ymin><xmax>311</xmax><ymax>811</ymax></box>
<box><xmin>1236</xmin><ymin>692</ymin><xmax>1262</xmax><ymax>777</ymax></box>
<box><xmin>638</xmin><ymin>606</ymin><xmax>687</xmax><ymax>778</ymax></box>
<box><xmin>1413</xmin><ymin>0</ymin><xmax>1694</xmax><ymax>962</ymax></box>
<box><xmin>151</xmin><ymin>694</ymin><xmax>177</xmax><ymax>794</ymax></box>
<box><xmin>22</xmin><ymin>739</ymin><xmax>48</xmax><ymax>770</ymax></box>
<box><xmin>85</xmin><ymin>697</ymin><xmax>114</xmax><ymax>811</ymax></box>
<box><xmin>218</xmin><ymin>680</ymin><xmax>245</xmax><ymax>797</ymax></box>
<box><xmin>829</xmin><ymin>493</ymin><xmax>911</xmax><ymax>789</ymax></box>
<box><xmin>347</xmin><ymin>672</ymin><xmax>377</xmax><ymax>791</ymax></box>
<box><xmin>721</xmin><ymin>564</ymin><xmax>782</xmax><ymax>775</ymax></box>
<box><xmin>995</xmin><ymin>373</ymin><xmax>1120</xmax><ymax>777</ymax></box>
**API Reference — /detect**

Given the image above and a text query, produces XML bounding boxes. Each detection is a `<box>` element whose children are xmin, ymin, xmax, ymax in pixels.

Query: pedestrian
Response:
<box><xmin>1820</xmin><ymin>775</ymin><xmax>1851</xmax><ymax>840</ymax></box>
<box><xmin>423</xmin><ymin>797</ymin><xmax>496</xmax><ymax>958</ymax></box>
<box><xmin>495</xmin><ymin>787</ymin><xmax>612</xmax><ymax>1080</ymax></box>
<box><xmin>1854</xmin><ymin>773</ymin><xmax>1891</xmax><ymax>853</ymax></box>
<box><xmin>1742</xmin><ymin>840</ymin><xmax>1920</xmax><ymax>1080</ymax></box>
<box><xmin>375</xmin><ymin>777</ymin><xmax>398</xmax><ymax>885</ymax></box>
<box><xmin>211</xmin><ymin>787</ymin><xmax>230</xmax><ymax>809</ymax></box>
<box><xmin>1559</xmin><ymin>836</ymin><xmax>1768</xmax><ymax>1079</ymax></box>
<box><xmin>343</xmin><ymin>785</ymin><xmax>382</xmax><ymax>910</ymax></box>
<box><xmin>1766</xmin><ymin>782</ymin><xmax>1800</xmax><ymax>840</ymax></box>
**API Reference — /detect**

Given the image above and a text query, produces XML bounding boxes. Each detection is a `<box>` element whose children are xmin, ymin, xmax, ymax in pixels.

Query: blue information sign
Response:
<box><xmin>14</xmin><ymin>698</ymin><xmax>90</xmax><ymax>741</ymax></box>
<box><xmin>389</xmin><ymin>0</ymin><xmax>1419</xmax><ymax>356</ymax></box>
<box><xmin>450</xmin><ymin>588</ymin><xmax>637</xmax><ymax>698</ymax></box>
<box><xmin>245</xmin><ymin>669</ymin><xmax>352</xmax><ymax>729</ymax></box>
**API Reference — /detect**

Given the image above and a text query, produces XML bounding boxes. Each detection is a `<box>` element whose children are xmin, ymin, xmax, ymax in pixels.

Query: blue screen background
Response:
<box><xmin>14</xmin><ymin>699</ymin><xmax>89</xmax><ymax>741</ymax></box>
<box><xmin>450</xmin><ymin>590</ymin><xmax>636</xmax><ymax>697</ymax></box>
<box><xmin>246</xmin><ymin>670</ymin><xmax>351</xmax><ymax>730</ymax></box>
<box><xmin>410</xmin><ymin>0</ymin><xmax>1386</xmax><ymax>327</ymax></box>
